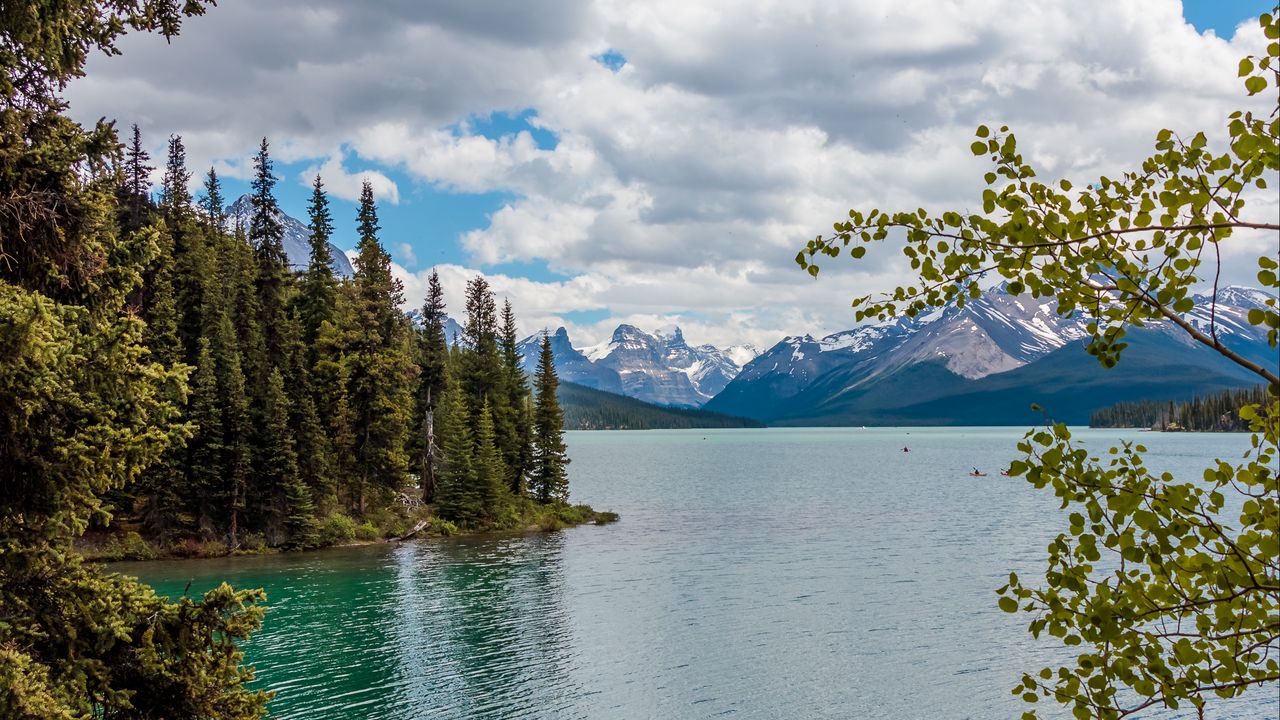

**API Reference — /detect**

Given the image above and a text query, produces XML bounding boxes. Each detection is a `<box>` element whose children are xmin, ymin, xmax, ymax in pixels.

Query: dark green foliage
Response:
<box><xmin>2</xmin><ymin>3</ymin><xmax>591</xmax><ymax>711</ymax></box>
<box><xmin>160</xmin><ymin>133</ymin><xmax>192</xmax><ymax>211</ymax></box>
<box><xmin>341</xmin><ymin>182</ymin><xmax>414</xmax><ymax>513</ymax></box>
<box><xmin>0</xmin><ymin>2</ymin><xmax>266</xmax><ymax>716</ymax></box>
<box><xmin>531</xmin><ymin>333</ymin><xmax>570</xmax><ymax>504</ymax></box>
<box><xmin>254</xmin><ymin>367</ymin><xmax>298</xmax><ymax>544</ymax></box>
<box><xmin>558</xmin><ymin>381</ymin><xmax>766</xmax><ymax>430</ymax></box>
<box><xmin>122</xmin><ymin>123</ymin><xmax>154</xmax><ymax>228</ymax></box>
<box><xmin>472</xmin><ymin>398</ymin><xmax>511</xmax><ymax>523</ymax></box>
<box><xmin>1090</xmin><ymin>384</ymin><xmax>1271</xmax><ymax>431</ymax></box>
<box><xmin>413</xmin><ymin>270</ymin><xmax>449</xmax><ymax>502</ymax></box>
<box><xmin>498</xmin><ymin>299</ymin><xmax>532</xmax><ymax>494</ymax></box>
<box><xmin>297</xmin><ymin>174</ymin><xmax>337</xmax><ymax>351</ymax></box>
<box><xmin>200</xmin><ymin>166</ymin><xmax>226</xmax><ymax>227</ymax></box>
<box><xmin>433</xmin><ymin>377</ymin><xmax>477</xmax><ymax>525</ymax></box>
<box><xmin>249</xmin><ymin>137</ymin><xmax>289</xmax><ymax>372</ymax></box>
<box><xmin>459</xmin><ymin>275</ymin><xmax>502</xmax><ymax>411</ymax></box>
<box><xmin>186</xmin><ymin>336</ymin><xmax>223</xmax><ymax>532</ymax></box>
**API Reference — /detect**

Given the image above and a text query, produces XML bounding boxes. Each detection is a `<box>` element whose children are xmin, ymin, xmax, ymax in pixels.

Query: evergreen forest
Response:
<box><xmin>1089</xmin><ymin>384</ymin><xmax>1271</xmax><ymax>432</ymax></box>
<box><xmin>0</xmin><ymin>4</ymin><xmax>600</xmax><ymax>714</ymax></box>
<box><xmin>559</xmin><ymin>382</ymin><xmax>766</xmax><ymax>430</ymax></box>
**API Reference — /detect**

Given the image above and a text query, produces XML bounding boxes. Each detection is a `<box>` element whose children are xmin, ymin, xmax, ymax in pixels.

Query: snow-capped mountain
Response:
<box><xmin>404</xmin><ymin>310</ymin><xmax>464</xmax><ymax>346</ymax></box>
<box><xmin>227</xmin><ymin>194</ymin><xmax>354</xmax><ymax>278</ymax></box>
<box><xmin>520</xmin><ymin>325</ymin><xmax>760</xmax><ymax>407</ymax></box>
<box><xmin>518</xmin><ymin>328</ymin><xmax>625</xmax><ymax>394</ymax></box>
<box><xmin>706</xmin><ymin>284</ymin><xmax>1274</xmax><ymax>425</ymax></box>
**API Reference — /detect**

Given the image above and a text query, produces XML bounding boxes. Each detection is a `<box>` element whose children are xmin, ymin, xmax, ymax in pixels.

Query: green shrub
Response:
<box><xmin>429</xmin><ymin>518</ymin><xmax>458</xmax><ymax>537</ymax></box>
<box><xmin>354</xmin><ymin>521</ymin><xmax>380</xmax><ymax>541</ymax></box>
<box><xmin>97</xmin><ymin>531</ymin><xmax>157</xmax><ymax>561</ymax></box>
<box><xmin>318</xmin><ymin>513</ymin><xmax>358</xmax><ymax>546</ymax></box>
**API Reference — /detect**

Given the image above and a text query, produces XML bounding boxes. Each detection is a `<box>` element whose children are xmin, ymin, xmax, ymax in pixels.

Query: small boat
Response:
<box><xmin>969</xmin><ymin>472</ymin><xmax>987</xmax><ymax>477</ymax></box>
<box><xmin>1000</xmin><ymin>470</ymin><xmax>1011</xmax><ymax>477</ymax></box>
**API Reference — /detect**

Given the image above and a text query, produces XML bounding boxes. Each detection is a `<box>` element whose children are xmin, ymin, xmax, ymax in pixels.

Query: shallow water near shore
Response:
<box><xmin>121</xmin><ymin>427</ymin><xmax>1277</xmax><ymax>719</ymax></box>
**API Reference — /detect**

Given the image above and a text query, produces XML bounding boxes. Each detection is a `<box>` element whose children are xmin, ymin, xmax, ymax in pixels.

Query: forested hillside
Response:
<box><xmin>559</xmin><ymin>382</ymin><xmax>765</xmax><ymax>430</ymax></box>
<box><xmin>1090</xmin><ymin>385</ymin><xmax>1270</xmax><ymax>432</ymax></box>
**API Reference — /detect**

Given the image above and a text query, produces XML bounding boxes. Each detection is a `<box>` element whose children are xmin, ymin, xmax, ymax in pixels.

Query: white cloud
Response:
<box><xmin>66</xmin><ymin>0</ymin><xmax>1278</xmax><ymax>349</ymax></box>
<box><xmin>299</xmin><ymin>154</ymin><xmax>400</xmax><ymax>204</ymax></box>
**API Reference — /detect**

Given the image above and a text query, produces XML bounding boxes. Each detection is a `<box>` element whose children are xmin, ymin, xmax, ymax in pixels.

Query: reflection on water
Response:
<box><xmin>123</xmin><ymin>428</ymin><xmax>1279</xmax><ymax>719</ymax></box>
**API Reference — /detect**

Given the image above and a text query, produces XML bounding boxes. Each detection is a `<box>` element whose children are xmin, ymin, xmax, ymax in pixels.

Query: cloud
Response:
<box><xmin>299</xmin><ymin>154</ymin><xmax>400</xmax><ymax>204</ymax></box>
<box><xmin>65</xmin><ymin>0</ymin><xmax>1279</xmax><ymax>347</ymax></box>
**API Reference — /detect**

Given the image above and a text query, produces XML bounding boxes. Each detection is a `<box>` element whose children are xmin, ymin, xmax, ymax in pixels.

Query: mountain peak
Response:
<box><xmin>225</xmin><ymin>193</ymin><xmax>354</xmax><ymax>277</ymax></box>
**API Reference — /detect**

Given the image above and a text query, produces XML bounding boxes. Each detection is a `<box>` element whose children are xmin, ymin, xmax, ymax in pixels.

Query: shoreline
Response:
<box><xmin>81</xmin><ymin>503</ymin><xmax>620</xmax><ymax>564</ymax></box>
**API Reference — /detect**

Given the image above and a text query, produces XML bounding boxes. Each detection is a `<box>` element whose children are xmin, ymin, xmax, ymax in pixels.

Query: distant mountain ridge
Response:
<box><xmin>227</xmin><ymin>194</ymin><xmax>354</xmax><ymax>278</ymax></box>
<box><xmin>706</xmin><ymin>285</ymin><xmax>1274</xmax><ymax>426</ymax></box>
<box><xmin>557</xmin><ymin>381</ymin><xmax>764</xmax><ymax>430</ymax></box>
<box><xmin>518</xmin><ymin>326</ymin><xmax>760</xmax><ymax>407</ymax></box>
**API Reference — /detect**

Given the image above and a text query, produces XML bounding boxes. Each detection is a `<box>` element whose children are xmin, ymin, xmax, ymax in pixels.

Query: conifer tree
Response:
<box><xmin>215</xmin><ymin>312</ymin><xmax>253</xmax><ymax>549</ymax></box>
<box><xmin>343</xmin><ymin>182</ymin><xmax>414</xmax><ymax>513</ymax></box>
<box><xmin>123</xmin><ymin>122</ymin><xmax>154</xmax><ymax>227</ymax></box>
<box><xmin>256</xmin><ymin>367</ymin><xmax>299</xmax><ymax>545</ymax></box>
<box><xmin>298</xmin><ymin>174</ymin><xmax>338</xmax><ymax>350</ymax></box>
<box><xmin>283</xmin><ymin>307</ymin><xmax>333</xmax><ymax>506</ymax></box>
<box><xmin>161</xmin><ymin>135</ymin><xmax>212</xmax><ymax>357</ymax></box>
<box><xmin>186</xmin><ymin>336</ymin><xmax>223</xmax><ymax>533</ymax></box>
<box><xmin>531</xmin><ymin>332</ymin><xmax>570</xmax><ymax>504</ymax></box>
<box><xmin>415</xmin><ymin>270</ymin><xmax>450</xmax><ymax>502</ymax></box>
<box><xmin>459</xmin><ymin>275</ymin><xmax>503</xmax><ymax>425</ymax></box>
<box><xmin>200</xmin><ymin>166</ymin><xmax>226</xmax><ymax>228</ymax></box>
<box><xmin>434</xmin><ymin>377</ymin><xmax>477</xmax><ymax>526</ymax></box>
<box><xmin>0</xmin><ymin>3</ymin><xmax>266</xmax><ymax>715</ymax></box>
<box><xmin>160</xmin><ymin>133</ymin><xmax>192</xmax><ymax>212</ymax></box>
<box><xmin>498</xmin><ymin>298</ymin><xmax>531</xmax><ymax>495</ymax></box>
<box><xmin>249</xmin><ymin>137</ymin><xmax>289</xmax><ymax>370</ymax></box>
<box><xmin>473</xmin><ymin>398</ymin><xmax>511</xmax><ymax>524</ymax></box>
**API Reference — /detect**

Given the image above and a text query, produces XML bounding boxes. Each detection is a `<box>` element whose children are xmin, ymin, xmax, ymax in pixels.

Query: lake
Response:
<box><xmin>120</xmin><ymin>427</ymin><xmax>1277</xmax><ymax>719</ymax></box>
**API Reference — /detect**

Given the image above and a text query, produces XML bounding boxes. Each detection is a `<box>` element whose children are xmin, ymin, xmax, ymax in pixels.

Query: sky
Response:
<box><xmin>65</xmin><ymin>0</ymin><xmax>1279</xmax><ymax>351</ymax></box>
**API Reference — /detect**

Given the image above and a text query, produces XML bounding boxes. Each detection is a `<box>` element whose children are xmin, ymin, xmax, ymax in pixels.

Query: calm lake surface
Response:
<box><xmin>121</xmin><ymin>427</ymin><xmax>1277</xmax><ymax>719</ymax></box>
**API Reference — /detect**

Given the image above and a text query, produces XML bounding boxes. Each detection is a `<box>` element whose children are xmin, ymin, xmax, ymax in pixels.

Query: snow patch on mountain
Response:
<box><xmin>227</xmin><ymin>194</ymin><xmax>354</xmax><ymax>278</ymax></box>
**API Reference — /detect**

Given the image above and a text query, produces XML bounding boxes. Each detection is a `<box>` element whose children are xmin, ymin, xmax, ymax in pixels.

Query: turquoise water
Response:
<box><xmin>120</xmin><ymin>427</ymin><xmax>1276</xmax><ymax>719</ymax></box>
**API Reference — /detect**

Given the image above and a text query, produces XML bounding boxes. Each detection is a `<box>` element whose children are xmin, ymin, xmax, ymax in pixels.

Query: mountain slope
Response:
<box><xmin>519</xmin><ymin>328</ymin><xmax>625</xmax><ymax>394</ymax></box>
<box><xmin>708</xmin><ymin>285</ymin><xmax>1274</xmax><ymax>426</ymax></box>
<box><xmin>521</xmin><ymin>326</ymin><xmax>759</xmax><ymax>407</ymax></box>
<box><xmin>227</xmin><ymin>194</ymin><xmax>354</xmax><ymax>277</ymax></box>
<box><xmin>558</xmin><ymin>382</ymin><xmax>765</xmax><ymax>430</ymax></box>
<box><xmin>770</xmin><ymin>330</ymin><xmax>1261</xmax><ymax>426</ymax></box>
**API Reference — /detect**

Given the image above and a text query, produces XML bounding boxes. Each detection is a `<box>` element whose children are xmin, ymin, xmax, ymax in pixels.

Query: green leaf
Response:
<box><xmin>971</xmin><ymin>141</ymin><xmax>987</xmax><ymax>156</ymax></box>
<box><xmin>999</xmin><ymin>597</ymin><xmax>1019</xmax><ymax>613</ymax></box>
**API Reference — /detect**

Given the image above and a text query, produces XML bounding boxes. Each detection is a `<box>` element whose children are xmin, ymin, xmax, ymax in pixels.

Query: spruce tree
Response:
<box><xmin>218</xmin><ymin>313</ymin><xmax>252</xmax><ymax>549</ymax></box>
<box><xmin>434</xmin><ymin>377</ymin><xmax>477</xmax><ymax>526</ymax></box>
<box><xmin>0</xmin><ymin>3</ymin><xmax>266</xmax><ymax>715</ymax></box>
<box><xmin>160</xmin><ymin>133</ymin><xmax>192</xmax><ymax>212</ymax></box>
<box><xmin>459</xmin><ymin>275</ymin><xmax>503</xmax><ymax>432</ymax></box>
<box><xmin>283</xmin><ymin>307</ymin><xmax>333</xmax><ymax>507</ymax></box>
<box><xmin>472</xmin><ymin>397</ymin><xmax>511</xmax><ymax>524</ymax></box>
<box><xmin>415</xmin><ymin>270</ymin><xmax>450</xmax><ymax>502</ymax></box>
<box><xmin>298</xmin><ymin>174</ymin><xmax>338</xmax><ymax>350</ymax></box>
<box><xmin>343</xmin><ymin>181</ymin><xmax>413</xmax><ymax>513</ymax></box>
<box><xmin>186</xmin><ymin>336</ymin><xmax>224</xmax><ymax>534</ymax></box>
<box><xmin>199</xmin><ymin>166</ymin><xmax>226</xmax><ymax>228</ymax></box>
<box><xmin>249</xmin><ymin>137</ymin><xmax>289</xmax><ymax>370</ymax></box>
<box><xmin>498</xmin><ymin>298</ymin><xmax>531</xmax><ymax>495</ymax></box>
<box><xmin>531</xmin><ymin>332</ymin><xmax>570</xmax><ymax>504</ymax></box>
<box><xmin>256</xmin><ymin>367</ymin><xmax>299</xmax><ymax>545</ymax></box>
<box><xmin>123</xmin><ymin>122</ymin><xmax>154</xmax><ymax>227</ymax></box>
